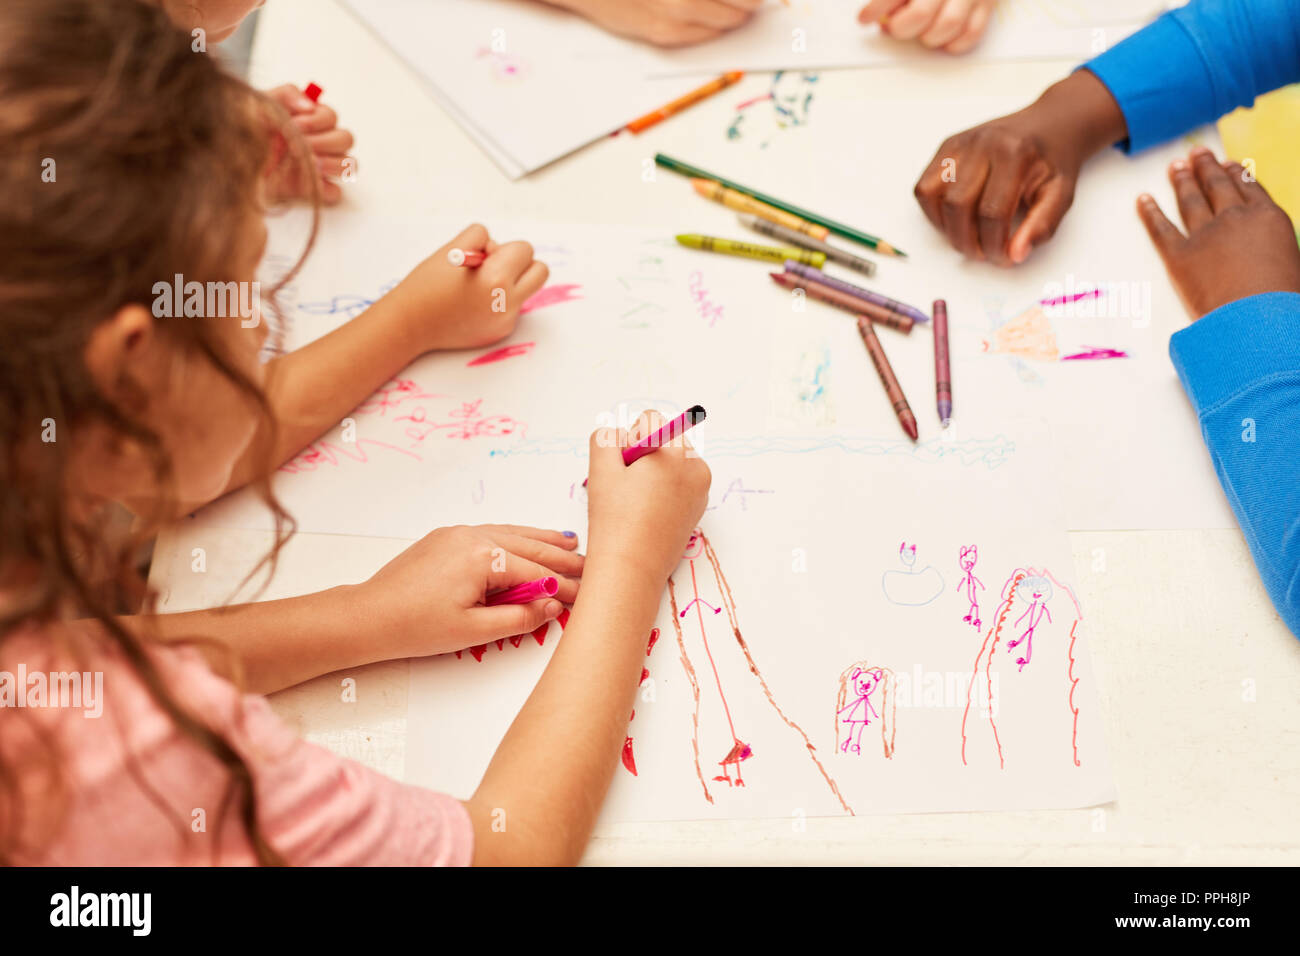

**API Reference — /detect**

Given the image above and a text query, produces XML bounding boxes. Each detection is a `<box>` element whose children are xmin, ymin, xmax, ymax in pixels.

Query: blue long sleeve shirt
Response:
<box><xmin>1083</xmin><ymin>0</ymin><xmax>1300</xmax><ymax>636</ymax></box>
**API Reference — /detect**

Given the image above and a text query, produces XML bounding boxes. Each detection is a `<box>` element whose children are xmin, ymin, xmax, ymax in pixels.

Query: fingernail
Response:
<box><xmin>1170</xmin><ymin>159</ymin><xmax>1189</xmax><ymax>172</ymax></box>
<box><xmin>295</xmin><ymin>97</ymin><xmax>314</xmax><ymax>111</ymax></box>
<box><xmin>544</xmin><ymin>600</ymin><xmax>563</xmax><ymax>617</ymax></box>
<box><xmin>562</xmin><ymin>531</ymin><xmax>577</xmax><ymax>538</ymax></box>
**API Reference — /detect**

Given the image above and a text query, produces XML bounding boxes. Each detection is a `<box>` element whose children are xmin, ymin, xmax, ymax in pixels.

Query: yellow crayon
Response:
<box><xmin>675</xmin><ymin>234</ymin><xmax>826</xmax><ymax>268</ymax></box>
<box><xmin>690</xmin><ymin>179</ymin><xmax>831</xmax><ymax>241</ymax></box>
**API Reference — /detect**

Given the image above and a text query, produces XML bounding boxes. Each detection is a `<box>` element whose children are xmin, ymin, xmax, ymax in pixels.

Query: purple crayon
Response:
<box><xmin>933</xmin><ymin>299</ymin><xmax>952</xmax><ymax>427</ymax></box>
<box><xmin>485</xmin><ymin>577</ymin><xmax>559</xmax><ymax>607</ymax></box>
<box><xmin>783</xmin><ymin>260</ymin><xmax>929</xmax><ymax>325</ymax></box>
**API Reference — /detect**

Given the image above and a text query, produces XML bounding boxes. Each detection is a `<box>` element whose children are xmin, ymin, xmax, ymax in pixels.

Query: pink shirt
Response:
<box><xmin>0</xmin><ymin>630</ymin><xmax>473</xmax><ymax>865</ymax></box>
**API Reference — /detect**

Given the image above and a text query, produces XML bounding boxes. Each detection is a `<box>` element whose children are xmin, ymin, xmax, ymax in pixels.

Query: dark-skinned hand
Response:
<box><xmin>1138</xmin><ymin>147</ymin><xmax>1300</xmax><ymax>319</ymax></box>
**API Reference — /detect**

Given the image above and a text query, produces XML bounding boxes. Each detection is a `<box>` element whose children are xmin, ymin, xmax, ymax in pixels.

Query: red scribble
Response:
<box><xmin>467</xmin><ymin>342</ymin><xmax>536</xmax><ymax>366</ymax></box>
<box><xmin>1068</xmin><ymin>620</ymin><xmax>1081</xmax><ymax>767</ymax></box>
<box><xmin>622</xmin><ymin>737</ymin><xmax>638</xmax><ymax>776</ymax></box>
<box><xmin>520</xmin><ymin>283</ymin><xmax>583</xmax><ymax>314</ymax></box>
<box><xmin>396</xmin><ymin>398</ymin><xmax>526</xmax><ymax>444</ymax></box>
<box><xmin>961</xmin><ymin>572</ymin><xmax>1019</xmax><ymax>769</ymax></box>
<box><xmin>1061</xmin><ymin>346</ymin><xmax>1129</xmax><ymax>361</ymax></box>
<box><xmin>531</xmin><ymin>620</ymin><xmax>549</xmax><ymax>646</ymax></box>
<box><xmin>279</xmin><ymin>438</ymin><xmax>422</xmax><ymax>473</ymax></box>
<box><xmin>354</xmin><ymin>378</ymin><xmax>444</xmax><ymax>416</ymax></box>
<box><xmin>646</xmin><ymin>627</ymin><xmax>660</xmax><ymax>655</ymax></box>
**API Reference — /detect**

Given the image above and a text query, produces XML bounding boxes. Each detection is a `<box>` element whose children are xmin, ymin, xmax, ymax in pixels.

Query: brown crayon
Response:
<box><xmin>769</xmin><ymin>272</ymin><xmax>913</xmax><ymax>333</ymax></box>
<box><xmin>856</xmin><ymin>316</ymin><xmax>918</xmax><ymax>441</ymax></box>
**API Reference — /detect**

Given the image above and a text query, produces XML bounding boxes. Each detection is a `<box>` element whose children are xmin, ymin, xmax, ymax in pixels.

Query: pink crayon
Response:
<box><xmin>582</xmin><ymin>405</ymin><xmax>707</xmax><ymax>488</ymax></box>
<box><xmin>447</xmin><ymin>248</ymin><xmax>486</xmax><ymax>268</ymax></box>
<box><xmin>485</xmin><ymin>576</ymin><xmax>559</xmax><ymax>607</ymax></box>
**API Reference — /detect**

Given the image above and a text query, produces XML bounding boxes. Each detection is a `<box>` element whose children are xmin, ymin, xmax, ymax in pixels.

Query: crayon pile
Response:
<box><xmin>658</xmin><ymin>153</ymin><xmax>950</xmax><ymax>442</ymax></box>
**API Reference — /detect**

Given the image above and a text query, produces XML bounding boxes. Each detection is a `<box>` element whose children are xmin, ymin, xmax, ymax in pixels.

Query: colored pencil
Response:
<box><xmin>856</xmin><ymin>317</ymin><xmax>918</xmax><ymax>441</ymax></box>
<box><xmin>656</xmin><ymin>152</ymin><xmax>906</xmax><ymax>257</ymax></box>
<box><xmin>304</xmin><ymin>82</ymin><xmax>323</xmax><ymax>103</ymax></box>
<box><xmin>485</xmin><ymin>577</ymin><xmax>559</xmax><ymax>607</ymax></box>
<box><xmin>933</xmin><ymin>299</ymin><xmax>952</xmax><ymax>426</ymax></box>
<box><xmin>676</xmin><ymin>234</ymin><xmax>825</xmax><ymax>268</ymax></box>
<box><xmin>582</xmin><ymin>405</ymin><xmax>707</xmax><ymax>487</ymax></box>
<box><xmin>692</xmin><ymin>179</ymin><xmax>830</xmax><ymax>240</ymax></box>
<box><xmin>740</xmin><ymin>214</ymin><xmax>876</xmax><ymax>276</ymax></box>
<box><xmin>769</xmin><ymin>272</ymin><xmax>912</xmax><ymax>333</ymax></box>
<box><xmin>783</xmin><ymin>259</ymin><xmax>928</xmax><ymax>325</ymax></box>
<box><xmin>627</xmin><ymin>72</ymin><xmax>744</xmax><ymax>133</ymax></box>
<box><xmin>447</xmin><ymin>248</ymin><xmax>486</xmax><ymax>268</ymax></box>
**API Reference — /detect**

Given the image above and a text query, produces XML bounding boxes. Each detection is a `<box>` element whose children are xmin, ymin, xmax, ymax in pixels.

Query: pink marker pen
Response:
<box><xmin>484</xmin><ymin>577</ymin><xmax>559</xmax><ymax>607</ymax></box>
<box><xmin>582</xmin><ymin>405</ymin><xmax>706</xmax><ymax>487</ymax></box>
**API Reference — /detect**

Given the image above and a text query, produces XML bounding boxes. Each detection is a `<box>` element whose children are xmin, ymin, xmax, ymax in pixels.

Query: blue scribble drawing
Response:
<box><xmin>727</xmin><ymin>71</ymin><xmax>818</xmax><ymax>147</ymax></box>
<box><xmin>298</xmin><ymin>279</ymin><xmax>399</xmax><ymax>320</ymax></box>
<box><xmin>881</xmin><ymin>542</ymin><xmax>945</xmax><ymax>607</ymax></box>
<box><xmin>489</xmin><ymin>434</ymin><xmax>1016</xmax><ymax>470</ymax></box>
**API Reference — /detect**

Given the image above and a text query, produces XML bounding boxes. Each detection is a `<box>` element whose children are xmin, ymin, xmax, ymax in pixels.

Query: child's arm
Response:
<box><xmin>193</xmin><ymin>224</ymin><xmax>547</xmax><ymax>512</ymax></box>
<box><xmin>914</xmin><ymin>0</ymin><xmax>1300</xmax><ymax>264</ymax></box>
<box><xmin>464</xmin><ymin>411</ymin><xmax>710</xmax><ymax>865</ymax></box>
<box><xmin>1140</xmin><ymin>153</ymin><xmax>1300</xmax><ymax>638</ymax></box>
<box><xmin>131</xmin><ymin>524</ymin><xmax>582</xmax><ymax>694</ymax></box>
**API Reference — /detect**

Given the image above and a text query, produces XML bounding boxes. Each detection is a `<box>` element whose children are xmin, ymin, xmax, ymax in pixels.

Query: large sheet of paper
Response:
<box><xmin>338</xmin><ymin>0</ymin><xmax>1167</xmax><ymax>175</ymax></box>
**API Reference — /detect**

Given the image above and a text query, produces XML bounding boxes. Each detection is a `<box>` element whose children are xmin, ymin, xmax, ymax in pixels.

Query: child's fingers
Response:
<box><xmin>859</xmin><ymin>0</ymin><xmax>909</xmax><ymax>25</ymax></box>
<box><xmin>587</xmin><ymin>425</ymin><xmax>628</xmax><ymax>484</ymax></box>
<box><xmin>976</xmin><ymin>153</ymin><xmax>1033</xmax><ymax>265</ymax></box>
<box><xmin>471</xmin><ymin>599</ymin><xmax>565</xmax><ymax>642</ymax></box>
<box><xmin>514</xmin><ymin>261</ymin><xmax>550</xmax><ymax>304</ymax></box>
<box><xmin>307</xmin><ymin>128</ymin><xmax>354</xmax><ymax>156</ymax></box>
<box><xmin>1008</xmin><ymin>174</ymin><xmax>1072</xmax><ymax>264</ymax></box>
<box><xmin>448</xmin><ymin>223</ymin><xmax>490</xmax><ymax>254</ymax></box>
<box><xmin>487</xmin><ymin>532</ymin><xmax>586</xmax><ymax>576</ymax></box>
<box><xmin>883</xmin><ymin>0</ymin><xmax>944</xmax><ymax>40</ymax></box>
<box><xmin>292</xmin><ymin>104</ymin><xmax>340</xmax><ymax>134</ymax></box>
<box><xmin>919</xmin><ymin>0</ymin><xmax>974</xmax><ymax>49</ymax></box>
<box><xmin>487</xmin><ymin>552</ymin><xmax>580</xmax><ymax>604</ymax></box>
<box><xmin>1221</xmin><ymin>161</ymin><xmax>1272</xmax><ymax>205</ymax></box>
<box><xmin>942</xmin><ymin>0</ymin><xmax>993</xmax><ymax>53</ymax></box>
<box><xmin>1136</xmin><ymin>193</ymin><xmax>1186</xmax><ymax>261</ymax></box>
<box><xmin>939</xmin><ymin>154</ymin><xmax>991</xmax><ymax>259</ymax></box>
<box><xmin>481</xmin><ymin>240</ymin><xmax>535</xmax><ymax>285</ymax></box>
<box><xmin>1168</xmin><ymin>158</ymin><xmax>1213</xmax><ymax>231</ymax></box>
<box><xmin>476</xmin><ymin>524</ymin><xmax>579</xmax><ymax>550</ymax></box>
<box><xmin>1189</xmin><ymin>147</ymin><xmax>1243</xmax><ymax>214</ymax></box>
<box><xmin>628</xmin><ymin>409</ymin><xmax>666</xmax><ymax>445</ymax></box>
<box><xmin>679</xmin><ymin>0</ymin><xmax>753</xmax><ymax>29</ymax></box>
<box><xmin>315</xmin><ymin>155</ymin><xmax>353</xmax><ymax>181</ymax></box>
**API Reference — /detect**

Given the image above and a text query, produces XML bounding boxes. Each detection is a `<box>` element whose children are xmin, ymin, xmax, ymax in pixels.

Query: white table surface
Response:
<box><xmin>149</xmin><ymin>0</ymin><xmax>1300</xmax><ymax>864</ymax></box>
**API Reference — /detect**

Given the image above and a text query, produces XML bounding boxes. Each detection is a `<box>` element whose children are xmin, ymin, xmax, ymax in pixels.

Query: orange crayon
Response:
<box><xmin>627</xmin><ymin>72</ymin><xmax>744</xmax><ymax>134</ymax></box>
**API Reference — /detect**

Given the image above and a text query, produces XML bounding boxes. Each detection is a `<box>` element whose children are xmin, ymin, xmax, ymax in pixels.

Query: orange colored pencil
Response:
<box><xmin>626</xmin><ymin>71</ymin><xmax>744</xmax><ymax>134</ymax></box>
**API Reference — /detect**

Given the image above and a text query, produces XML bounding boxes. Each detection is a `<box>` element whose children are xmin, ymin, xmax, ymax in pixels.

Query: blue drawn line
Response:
<box><xmin>488</xmin><ymin>434</ymin><xmax>1016</xmax><ymax>470</ymax></box>
<box><xmin>298</xmin><ymin>280</ymin><xmax>398</xmax><ymax>320</ymax></box>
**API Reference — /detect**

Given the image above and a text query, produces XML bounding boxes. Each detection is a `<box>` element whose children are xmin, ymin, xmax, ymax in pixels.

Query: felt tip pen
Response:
<box><xmin>447</xmin><ymin>248</ymin><xmax>486</xmax><ymax>268</ymax></box>
<box><xmin>581</xmin><ymin>405</ymin><xmax>707</xmax><ymax>487</ymax></box>
<box><xmin>485</xmin><ymin>577</ymin><xmax>559</xmax><ymax>606</ymax></box>
<box><xmin>304</xmin><ymin>82</ymin><xmax>323</xmax><ymax>103</ymax></box>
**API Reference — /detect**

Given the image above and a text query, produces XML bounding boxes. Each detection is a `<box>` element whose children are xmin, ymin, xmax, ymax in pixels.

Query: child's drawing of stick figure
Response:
<box><xmin>1007</xmin><ymin>575</ymin><xmax>1053</xmax><ymax>671</ymax></box>
<box><xmin>834</xmin><ymin>664</ymin><xmax>896</xmax><ymax>757</ymax></box>
<box><xmin>957</xmin><ymin>544</ymin><xmax>985</xmax><ymax>629</ymax></box>
<box><xmin>667</xmin><ymin>529</ymin><xmax>851</xmax><ymax>811</ymax></box>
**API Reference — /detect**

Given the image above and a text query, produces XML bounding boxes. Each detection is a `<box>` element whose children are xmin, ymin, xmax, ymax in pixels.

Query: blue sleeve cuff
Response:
<box><xmin>1084</xmin><ymin>15</ymin><xmax>1217</xmax><ymax>154</ymax></box>
<box><xmin>1169</xmin><ymin>292</ymin><xmax>1300</xmax><ymax>414</ymax></box>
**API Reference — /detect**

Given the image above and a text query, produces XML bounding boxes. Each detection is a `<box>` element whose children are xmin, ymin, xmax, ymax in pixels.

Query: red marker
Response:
<box><xmin>303</xmin><ymin>82</ymin><xmax>323</xmax><ymax>104</ymax></box>
<box><xmin>582</xmin><ymin>405</ymin><xmax>706</xmax><ymax>487</ymax></box>
<box><xmin>447</xmin><ymin>248</ymin><xmax>486</xmax><ymax>268</ymax></box>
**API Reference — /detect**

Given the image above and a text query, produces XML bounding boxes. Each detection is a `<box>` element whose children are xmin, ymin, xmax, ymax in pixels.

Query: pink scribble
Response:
<box><xmin>1061</xmin><ymin>346</ymin><xmax>1129</xmax><ymax>361</ymax></box>
<box><xmin>520</xmin><ymin>283</ymin><xmax>583</xmax><ymax>315</ymax></box>
<box><xmin>467</xmin><ymin>342</ymin><xmax>535</xmax><ymax>366</ymax></box>
<box><xmin>279</xmin><ymin>438</ymin><xmax>422</xmax><ymax>473</ymax></box>
<box><xmin>957</xmin><ymin>544</ymin><xmax>984</xmax><ymax>629</ymax></box>
<box><xmin>1039</xmin><ymin>288</ymin><xmax>1103</xmax><ymax>307</ymax></box>
<box><xmin>687</xmin><ymin>271</ymin><xmax>724</xmax><ymax>327</ymax></box>
<box><xmin>836</xmin><ymin>666</ymin><xmax>883</xmax><ymax>755</ymax></box>
<box><xmin>395</xmin><ymin>398</ymin><xmax>526</xmax><ymax>444</ymax></box>
<box><xmin>354</xmin><ymin>378</ymin><xmax>444</xmax><ymax>417</ymax></box>
<box><xmin>734</xmin><ymin>92</ymin><xmax>773</xmax><ymax>110</ymax></box>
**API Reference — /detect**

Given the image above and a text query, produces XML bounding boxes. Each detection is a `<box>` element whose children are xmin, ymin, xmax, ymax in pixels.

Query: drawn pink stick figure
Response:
<box><xmin>1008</xmin><ymin>575</ymin><xmax>1053</xmax><ymax>671</ymax></box>
<box><xmin>957</xmin><ymin>544</ymin><xmax>985</xmax><ymax>629</ymax></box>
<box><xmin>836</xmin><ymin>667</ymin><xmax>881</xmax><ymax>754</ymax></box>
